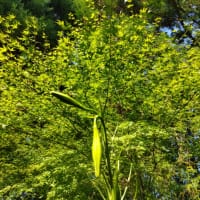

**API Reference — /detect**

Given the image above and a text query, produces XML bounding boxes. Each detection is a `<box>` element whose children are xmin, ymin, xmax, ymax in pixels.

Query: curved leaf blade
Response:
<box><xmin>51</xmin><ymin>91</ymin><xmax>97</xmax><ymax>113</ymax></box>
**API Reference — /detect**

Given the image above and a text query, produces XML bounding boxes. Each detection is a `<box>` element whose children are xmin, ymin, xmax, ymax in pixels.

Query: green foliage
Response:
<box><xmin>0</xmin><ymin>0</ymin><xmax>25</xmax><ymax>16</ymax></box>
<box><xmin>0</xmin><ymin>2</ymin><xmax>200</xmax><ymax>199</ymax></box>
<box><xmin>1</xmin><ymin>0</ymin><xmax>199</xmax><ymax>46</ymax></box>
<box><xmin>72</xmin><ymin>0</ymin><xmax>93</xmax><ymax>18</ymax></box>
<box><xmin>52</xmin><ymin>7</ymin><xmax>200</xmax><ymax>199</ymax></box>
<box><xmin>0</xmin><ymin>14</ymin><xmax>95</xmax><ymax>199</ymax></box>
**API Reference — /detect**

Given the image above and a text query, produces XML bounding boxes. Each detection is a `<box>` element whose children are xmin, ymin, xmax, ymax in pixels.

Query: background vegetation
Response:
<box><xmin>0</xmin><ymin>0</ymin><xmax>200</xmax><ymax>199</ymax></box>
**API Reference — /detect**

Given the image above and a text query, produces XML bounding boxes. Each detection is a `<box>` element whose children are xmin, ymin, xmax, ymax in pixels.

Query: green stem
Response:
<box><xmin>100</xmin><ymin>117</ymin><xmax>113</xmax><ymax>187</ymax></box>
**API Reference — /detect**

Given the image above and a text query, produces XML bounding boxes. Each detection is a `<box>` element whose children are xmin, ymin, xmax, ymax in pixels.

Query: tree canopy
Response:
<box><xmin>0</xmin><ymin>0</ymin><xmax>199</xmax><ymax>45</ymax></box>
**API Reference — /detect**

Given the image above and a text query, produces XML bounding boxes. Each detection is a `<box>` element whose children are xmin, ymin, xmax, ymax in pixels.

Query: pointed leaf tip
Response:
<box><xmin>51</xmin><ymin>91</ymin><xmax>97</xmax><ymax>114</ymax></box>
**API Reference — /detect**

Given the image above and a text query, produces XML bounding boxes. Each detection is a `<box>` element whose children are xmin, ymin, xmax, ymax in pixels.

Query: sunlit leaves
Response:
<box><xmin>0</xmin><ymin>3</ymin><xmax>200</xmax><ymax>199</ymax></box>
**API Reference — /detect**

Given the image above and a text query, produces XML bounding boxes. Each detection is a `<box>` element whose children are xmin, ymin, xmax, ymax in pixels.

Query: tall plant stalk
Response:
<box><xmin>51</xmin><ymin>90</ymin><xmax>125</xmax><ymax>200</ymax></box>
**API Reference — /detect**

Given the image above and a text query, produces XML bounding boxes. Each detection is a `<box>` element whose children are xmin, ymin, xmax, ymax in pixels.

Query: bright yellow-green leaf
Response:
<box><xmin>92</xmin><ymin>116</ymin><xmax>102</xmax><ymax>177</ymax></box>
